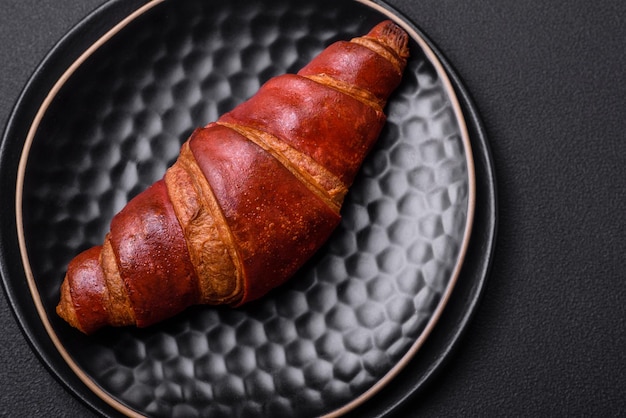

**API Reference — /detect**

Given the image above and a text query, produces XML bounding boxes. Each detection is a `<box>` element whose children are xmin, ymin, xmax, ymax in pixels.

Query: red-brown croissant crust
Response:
<box><xmin>56</xmin><ymin>20</ymin><xmax>410</xmax><ymax>334</ymax></box>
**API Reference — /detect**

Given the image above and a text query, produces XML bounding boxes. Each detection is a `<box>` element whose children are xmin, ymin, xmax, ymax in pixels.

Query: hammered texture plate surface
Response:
<box><xmin>18</xmin><ymin>0</ymin><xmax>472</xmax><ymax>416</ymax></box>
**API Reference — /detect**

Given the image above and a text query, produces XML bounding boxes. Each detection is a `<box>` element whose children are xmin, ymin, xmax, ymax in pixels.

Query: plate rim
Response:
<box><xmin>0</xmin><ymin>0</ymin><xmax>494</xmax><ymax>416</ymax></box>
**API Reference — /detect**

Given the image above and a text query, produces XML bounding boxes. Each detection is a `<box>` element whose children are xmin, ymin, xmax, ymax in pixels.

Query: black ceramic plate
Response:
<box><xmin>0</xmin><ymin>0</ymin><xmax>497</xmax><ymax>417</ymax></box>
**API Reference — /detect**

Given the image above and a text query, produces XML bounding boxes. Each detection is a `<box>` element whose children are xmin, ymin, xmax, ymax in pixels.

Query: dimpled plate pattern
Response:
<box><xmin>17</xmin><ymin>0</ymin><xmax>473</xmax><ymax>416</ymax></box>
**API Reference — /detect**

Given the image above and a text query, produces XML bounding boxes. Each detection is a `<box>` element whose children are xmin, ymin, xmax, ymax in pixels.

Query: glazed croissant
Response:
<box><xmin>57</xmin><ymin>21</ymin><xmax>410</xmax><ymax>334</ymax></box>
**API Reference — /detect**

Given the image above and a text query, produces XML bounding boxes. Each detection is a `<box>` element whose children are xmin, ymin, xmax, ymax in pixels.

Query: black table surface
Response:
<box><xmin>1</xmin><ymin>0</ymin><xmax>625</xmax><ymax>416</ymax></box>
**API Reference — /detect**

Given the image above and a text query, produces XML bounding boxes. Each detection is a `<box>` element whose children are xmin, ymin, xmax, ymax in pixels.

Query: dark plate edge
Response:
<box><xmin>0</xmin><ymin>0</ymin><xmax>497</xmax><ymax>417</ymax></box>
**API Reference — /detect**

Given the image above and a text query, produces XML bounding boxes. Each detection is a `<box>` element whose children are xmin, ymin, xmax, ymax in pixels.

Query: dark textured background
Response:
<box><xmin>1</xmin><ymin>0</ymin><xmax>624</xmax><ymax>416</ymax></box>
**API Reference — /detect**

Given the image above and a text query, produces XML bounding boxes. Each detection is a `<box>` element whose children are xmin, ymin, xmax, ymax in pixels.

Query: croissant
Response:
<box><xmin>56</xmin><ymin>20</ymin><xmax>410</xmax><ymax>334</ymax></box>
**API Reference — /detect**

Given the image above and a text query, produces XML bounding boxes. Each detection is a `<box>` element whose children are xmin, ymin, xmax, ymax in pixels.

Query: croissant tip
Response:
<box><xmin>57</xmin><ymin>278</ymin><xmax>88</xmax><ymax>333</ymax></box>
<box><xmin>367</xmin><ymin>20</ymin><xmax>410</xmax><ymax>59</ymax></box>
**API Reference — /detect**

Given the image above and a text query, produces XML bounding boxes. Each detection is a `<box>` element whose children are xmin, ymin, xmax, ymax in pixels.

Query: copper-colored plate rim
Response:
<box><xmin>14</xmin><ymin>0</ymin><xmax>476</xmax><ymax>416</ymax></box>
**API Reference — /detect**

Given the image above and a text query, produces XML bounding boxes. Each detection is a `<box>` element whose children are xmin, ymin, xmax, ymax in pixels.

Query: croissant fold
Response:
<box><xmin>56</xmin><ymin>20</ymin><xmax>410</xmax><ymax>334</ymax></box>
